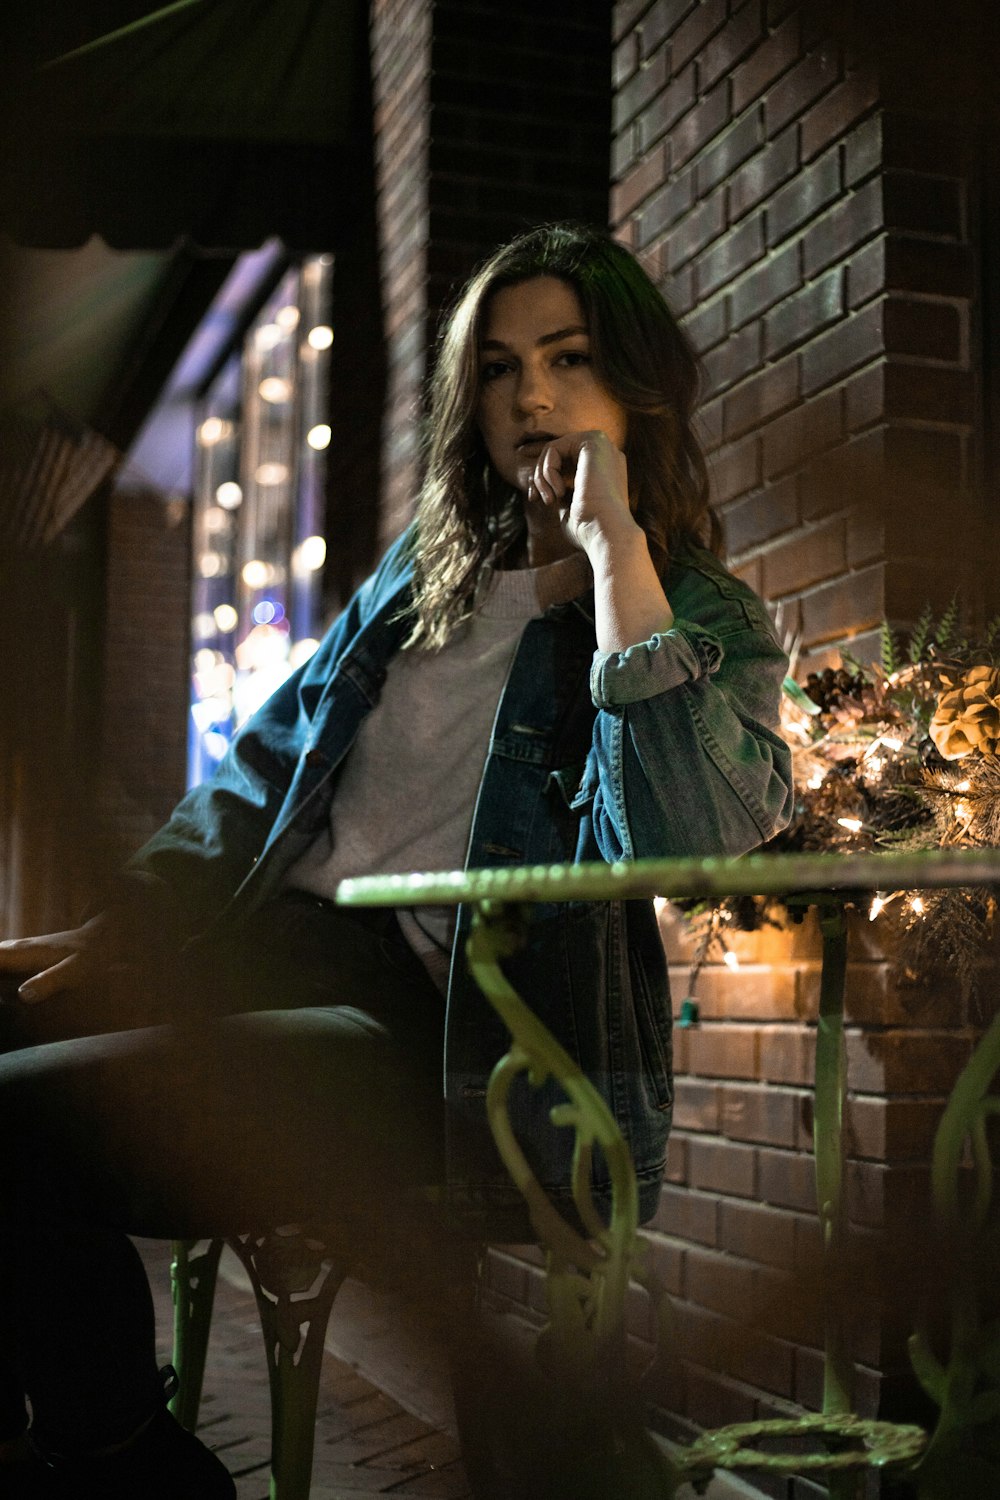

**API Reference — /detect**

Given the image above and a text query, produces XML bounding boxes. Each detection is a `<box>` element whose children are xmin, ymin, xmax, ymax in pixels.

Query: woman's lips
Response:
<box><xmin>516</xmin><ymin>431</ymin><xmax>558</xmax><ymax>451</ymax></box>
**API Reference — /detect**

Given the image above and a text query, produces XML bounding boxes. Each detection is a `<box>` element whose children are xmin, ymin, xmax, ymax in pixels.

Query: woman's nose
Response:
<box><xmin>515</xmin><ymin>363</ymin><xmax>553</xmax><ymax>413</ymax></box>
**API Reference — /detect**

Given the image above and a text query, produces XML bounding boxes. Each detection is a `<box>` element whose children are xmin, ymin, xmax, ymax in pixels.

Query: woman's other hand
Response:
<box><xmin>0</xmin><ymin>915</ymin><xmax>111</xmax><ymax>1003</ymax></box>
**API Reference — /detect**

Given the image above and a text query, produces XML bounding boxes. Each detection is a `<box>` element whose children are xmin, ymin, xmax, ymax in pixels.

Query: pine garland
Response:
<box><xmin>680</xmin><ymin>603</ymin><xmax>1000</xmax><ymax>1011</ymax></box>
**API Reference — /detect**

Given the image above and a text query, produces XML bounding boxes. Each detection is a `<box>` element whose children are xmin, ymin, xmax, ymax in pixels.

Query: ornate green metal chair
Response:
<box><xmin>171</xmin><ymin>850</ymin><xmax>1000</xmax><ymax>1500</ymax></box>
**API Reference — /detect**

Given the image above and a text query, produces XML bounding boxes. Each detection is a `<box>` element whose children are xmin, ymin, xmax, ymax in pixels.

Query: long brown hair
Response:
<box><xmin>407</xmin><ymin>222</ymin><xmax>717</xmax><ymax>649</ymax></box>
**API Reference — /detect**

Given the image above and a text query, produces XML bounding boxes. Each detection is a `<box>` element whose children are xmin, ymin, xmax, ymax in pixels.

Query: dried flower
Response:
<box><xmin>928</xmin><ymin>665</ymin><xmax>1000</xmax><ymax>760</ymax></box>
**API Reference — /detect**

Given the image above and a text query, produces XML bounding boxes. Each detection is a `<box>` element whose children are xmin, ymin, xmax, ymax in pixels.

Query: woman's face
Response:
<box><xmin>474</xmin><ymin>276</ymin><xmax>627</xmax><ymax>496</ymax></box>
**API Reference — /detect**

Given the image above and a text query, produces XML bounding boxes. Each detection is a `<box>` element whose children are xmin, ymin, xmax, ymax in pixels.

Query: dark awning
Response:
<box><xmin>0</xmin><ymin>0</ymin><xmax>367</xmax><ymax>251</ymax></box>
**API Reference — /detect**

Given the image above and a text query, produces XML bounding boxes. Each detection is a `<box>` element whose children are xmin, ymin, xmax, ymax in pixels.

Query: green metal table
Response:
<box><xmin>338</xmin><ymin>848</ymin><xmax>1000</xmax><ymax>1499</ymax></box>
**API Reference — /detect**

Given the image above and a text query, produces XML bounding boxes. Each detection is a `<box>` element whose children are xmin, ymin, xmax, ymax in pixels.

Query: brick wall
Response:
<box><xmin>572</xmin><ymin>0</ymin><xmax>995</xmax><ymax>1470</ymax></box>
<box><xmin>95</xmin><ymin>486</ymin><xmax>190</xmax><ymax>881</ymax></box>
<box><xmin>611</xmin><ymin>0</ymin><xmax>982</xmax><ymax>670</ymax></box>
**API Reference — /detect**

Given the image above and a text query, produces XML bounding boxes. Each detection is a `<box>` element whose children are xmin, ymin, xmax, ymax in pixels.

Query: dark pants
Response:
<box><xmin>0</xmin><ymin>893</ymin><xmax>447</xmax><ymax>1454</ymax></box>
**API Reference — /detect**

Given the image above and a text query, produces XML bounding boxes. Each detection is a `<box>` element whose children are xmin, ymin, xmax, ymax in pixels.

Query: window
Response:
<box><xmin>188</xmin><ymin>255</ymin><xmax>333</xmax><ymax>786</ymax></box>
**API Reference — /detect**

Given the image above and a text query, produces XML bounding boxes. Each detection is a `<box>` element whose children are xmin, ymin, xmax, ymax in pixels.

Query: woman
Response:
<box><xmin>0</xmin><ymin>223</ymin><xmax>793</xmax><ymax>1497</ymax></box>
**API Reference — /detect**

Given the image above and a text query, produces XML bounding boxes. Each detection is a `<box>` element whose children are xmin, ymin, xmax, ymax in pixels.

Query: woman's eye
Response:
<box><xmin>480</xmin><ymin>361</ymin><xmax>512</xmax><ymax>382</ymax></box>
<box><xmin>556</xmin><ymin>350</ymin><xmax>590</xmax><ymax>368</ymax></box>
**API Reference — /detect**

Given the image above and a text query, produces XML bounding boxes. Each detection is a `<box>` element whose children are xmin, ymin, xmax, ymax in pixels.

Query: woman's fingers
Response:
<box><xmin>0</xmin><ymin>917</ymin><xmax>107</xmax><ymax>1002</ymax></box>
<box><xmin>0</xmin><ymin>931</ymin><xmax>82</xmax><ymax>972</ymax></box>
<box><xmin>16</xmin><ymin>952</ymin><xmax>83</xmax><ymax>1004</ymax></box>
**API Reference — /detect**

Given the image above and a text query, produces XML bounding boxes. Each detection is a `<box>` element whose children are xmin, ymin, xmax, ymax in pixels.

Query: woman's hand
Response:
<box><xmin>526</xmin><ymin>429</ymin><xmax>639</xmax><ymax>559</ymax></box>
<box><xmin>527</xmin><ymin>428</ymin><xmax>676</xmax><ymax>652</ymax></box>
<box><xmin>0</xmin><ymin>915</ymin><xmax>111</xmax><ymax>1003</ymax></box>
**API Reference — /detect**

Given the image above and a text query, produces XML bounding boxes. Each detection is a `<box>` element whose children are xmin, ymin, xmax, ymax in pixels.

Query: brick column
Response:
<box><xmin>370</xmin><ymin>0</ymin><xmax>433</xmax><ymax>544</ymax></box>
<box><xmin>370</xmin><ymin>0</ymin><xmax>612</xmax><ymax>545</ymax></box>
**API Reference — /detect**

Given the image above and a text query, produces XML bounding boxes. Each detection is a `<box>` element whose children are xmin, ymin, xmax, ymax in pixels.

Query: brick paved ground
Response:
<box><xmin>138</xmin><ymin>1240</ymin><xmax>472</xmax><ymax>1500</ymax></box>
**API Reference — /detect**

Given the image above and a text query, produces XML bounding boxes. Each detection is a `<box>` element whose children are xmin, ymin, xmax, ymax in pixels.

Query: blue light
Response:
<box><xmin>252</xmin><ymin>599</ymin><xmax>277</xmax><ymax>625</ymax></box>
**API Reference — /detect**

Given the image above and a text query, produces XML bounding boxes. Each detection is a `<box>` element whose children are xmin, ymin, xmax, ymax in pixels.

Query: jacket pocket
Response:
<box><xmin>548</xmin><ymin>759</ymin><xmax>597</xmax><ymax>811</ymax></box>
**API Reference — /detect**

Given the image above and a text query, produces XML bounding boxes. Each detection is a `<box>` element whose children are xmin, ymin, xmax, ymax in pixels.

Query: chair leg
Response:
<box><xmin>170</xmin><ymin>1238</ymin><xmax>225</xmax><ymax>1432</ymax></box>
<box><xmin>226</xmin><ymin>1231</ymin><xmax>349</xmax><ymax>1500</ymax></box>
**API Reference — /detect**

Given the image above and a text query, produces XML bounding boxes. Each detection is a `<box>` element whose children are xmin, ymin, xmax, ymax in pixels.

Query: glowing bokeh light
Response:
<box><xmin>213</xmin><ymin>603</ymin><xmax>239</xmax><ymax>633</ymax></box>
<box><xmin>306</xmin><ymin>424</ymin><xmax>331</xmax><ymax>451</ymax></box>
<box><xmin>242</xmin><ymin>559</ymin><xmax>272</xmax><ymax>589</ymax></box>
<box><xmin>255</xmin><ymin>462</ymin><xmax>288</xmax><ymax>486</ymax></box>
<box><xmin>216</xmin><ymin>481</ymin><xmax>243</xmax><ymax>510</ymax></box>
<box><xmin>307</xmin><ymin>325</ymin><xmax>334</xmax><ymax>350</ymax></box>
<box><xmin>197</xmin><ymin>417</ymin><xmax>231</xmax><ymax>446</ymax></box>
<box><xmin>293</xmin><ymin>535</ymin><xmax>327</xmax><ymax>573</ymax></box>
<box><xmin>259</xmin><ymin>376</ymin><xmax>293</xmax><ymax>404</ymax></box>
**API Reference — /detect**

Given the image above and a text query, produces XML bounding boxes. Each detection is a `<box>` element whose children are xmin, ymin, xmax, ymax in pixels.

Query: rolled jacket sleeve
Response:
<box><xmin>590</xmin><ymin>621</ymin><xmax>724</xmax><ymax>707</ymax></box>
<box><xmin>584</xmin><ymin>548</ymin><xmax>794</xmax><ymax>865</ymax></box>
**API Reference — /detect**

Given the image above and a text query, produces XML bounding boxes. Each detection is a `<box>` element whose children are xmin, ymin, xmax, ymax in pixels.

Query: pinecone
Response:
<box><xmin>928</xmin><ymin>665</ymin><xmax>1000</xmax><ymax>759</ymax></box>
<box><xmin>804</xmin><ymin>667</ymin><xmax>868</xmax><ymax>714</ymax></box>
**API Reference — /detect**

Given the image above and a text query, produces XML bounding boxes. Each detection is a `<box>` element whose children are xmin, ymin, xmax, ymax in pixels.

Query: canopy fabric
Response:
<box><xmin>0</xmin><ymin>0</ymin><xmax>365</xmax><ymax>250</ymax></box>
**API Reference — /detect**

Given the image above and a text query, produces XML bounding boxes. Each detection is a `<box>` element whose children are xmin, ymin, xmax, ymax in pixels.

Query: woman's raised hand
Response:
<box><xmin>527</xmin><ymin>429</ymin><xmax>638</xmax><ymax>558</ymax></box>
<box><xmin>0</xmin><ymin>915</ymin><xmax>110</xmax><ymax>1003</ymax></box>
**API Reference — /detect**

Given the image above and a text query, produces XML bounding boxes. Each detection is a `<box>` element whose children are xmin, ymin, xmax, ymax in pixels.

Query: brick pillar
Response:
<box><xmin>370</xmin><ymin>0</ymin><xmax>433</xmax><ymax>544</ymax></box>
<box><xmin>370</xmin><ymin>0</ymin><xmax>612</xmax><ymax>546</ymax></box>
<box><xmin>95</xmin><ymin>485</ymin><xmax>190</xmax><ymax>879</ymax></box>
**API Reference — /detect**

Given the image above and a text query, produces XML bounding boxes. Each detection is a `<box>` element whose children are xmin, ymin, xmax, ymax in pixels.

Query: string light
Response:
<box><xmin>306</xmin><ymin>424</ymin><xmax>332</xmax><ymax>451</ymax></box>
<box><xmin>197</xmin><ymin>417</ymin><xmax>231</xmax><ymax>446</ymax></box>
<box><xmin>307</xmin><ymin>325</ymin><xmax>334</xmax><ymax>351</ymax></box>
<box><xmin>869</xmin><ymin>893</ymin><xmax>886</xmax><ymax>921</ymax></box>
<box><xmin>910</xmin><ymin>896</ymin><xmax>926</xmax><ymax>916</ymax></box>
<box><xmin>723</xmin><ymin>951</ymin><xmax>740</xmax><ymax>971</ymax></box>
<box><xmin>837</xmin><ymin>817</ymin><xmax>863</xmax><ymax>833</ymax></box>
<box><xmin>259</xmin><ymin>377</ymin><xmax>293</xmax><ymax>404</ymax></box>
<box><xmin>213</xmin><ymin>604</ymin><xmax>238</xmax><ymax>633</ymax></box>
<box><xmin>216</xmin><ymin>481</ymin><xmax>242</xmax><ymax>510</ymax></box>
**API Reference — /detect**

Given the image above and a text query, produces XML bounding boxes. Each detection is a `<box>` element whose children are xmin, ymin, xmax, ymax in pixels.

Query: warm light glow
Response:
<box><xmin>256</xmin><ymin>323</ymin><xmax>283</xmax><ymax>351</ymax></box>
<box><xmin>199</xmin><ymin>551</ymin><xmax>224</xmax><ymax>578</ymax></box>
<box><xmin>306</xmin><ymin>423</ymin><xmax>331</xmax><ymax>451</ymax></box>
<box><xmin>837</xmin><ymin>817</ymin><xmax>863</xmax><ymax>833</ymax></box>
<box><xmin>867</xmin><ymin>756</ymin><xmax>884</xmax><ymax>775</ymax></box>
<box><xmin>294</xmin><ymin>535</ymin><xmax>327</xmax><ymax>573</ymax></box>
<box><xmin>910</xmin><ymin>896</ymin><xmax>926</xmax><ymax>916</ymax></box>
<box><xmin>723</xmin><ymin>951</ymin><xmax>740</xmax><ymax>971</ymax></box>
<box><xmin>289</xmin><ymin>637</ymin><xmax>320</xmax><ymax>669</ymax></box>
<box><xmin>213</xmin><ymin>603</ymin><xmax>239</xmax><ymax>633</ymax></box>
<box><xmin>242</xmin><ymin>559</ymin><xmax>272</xmax><ymax>589</ymax></box>
<box><xmin>255</xmin><ymin>462</ymin><xmax>289</xmax><ymax>486</ymax></box>
<box><xmin>197</xmin><ymin>417</ymin><xmax>231</xmax><ymax>446</ymax></box>
<box><xmin>275</xmin><ymin>305</ymin><xmax>300</xmax><ymax>331</ymax></box>
<box><xmin>259</xmin><ymin>376</ymin><xmax>293</xmax><ymax>404</ymax></box>
<box><xmin>216</xmin><ymin>481</ymin><xmax>242</xmax><ymax>510</ymax></box>
<box><xmin>193</xmin><ymin>612</ymin><xmax>215</xmax><ymax>639</ymax></box>
<box><xmin>882</xmin><ymin>736</ymin><xmax>903</xmax><ymax>752</ymax></box>
<box><xmin>203</xmin><ymin>506</ymin><xmax>229</xmax><ymax>535</ymax></box>
<box><xmin>307</xmin><ymin>324</ymin><xmax>334</xmax><ymax>351</ymax></box>
<box><xmin>956</xmin><ymin>779</ymin><xmax>971</xmax><ymax>792</ymax></box>
<box><xmin>869</xmin><ymin>894</ymin><xmax>886</xmax><ymax>921</ymax></box>
<box><xmin>954</xmin><ymin>800</ymin><xmax>971</xmax><ymax>823</ymax></box>
<box><xmin>806</xmin><ymin>770</ymin><xmax>825</xmax><ymax>790</ymax></box>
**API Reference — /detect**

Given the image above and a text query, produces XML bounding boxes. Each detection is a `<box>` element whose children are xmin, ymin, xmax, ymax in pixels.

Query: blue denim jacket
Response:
<box><xmin>126</xmin><ymin>528</ymin><xmax>793</xmax><ymax>1225</ymax></box>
